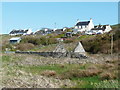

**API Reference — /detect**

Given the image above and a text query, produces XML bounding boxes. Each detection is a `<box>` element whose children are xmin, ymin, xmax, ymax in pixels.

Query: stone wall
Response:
<box><xmin>15</xmin><ymin>51</ymin><xmax>87</xmax><ymax>59</ymax></box>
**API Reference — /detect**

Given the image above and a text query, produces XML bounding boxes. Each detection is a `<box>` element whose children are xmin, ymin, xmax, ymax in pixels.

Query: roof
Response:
<box><xmin>74</xmin><ymin>42</ymin><xmax>85</xmax><ymax>53</ymax></box>
<box><xmin>53</xmin><ymin>44</ymin><xmax>66</xmax><ymax>53</ymax></box>
<box><xmin>91</xmin><ymin>28</ymin><xmax>105</xmax><ymax>30</ymax></box>
<box><xmin>91</xmin><ymin>25</ymin><xmax>106</xmax><ymax>31</ymax></box>
<box><xmin>10</xmin><ymin>37</ymin><xmax>21</xmax><ymax>41</ymax></box>
<box><xmin>75</xmin><ymin>21</ymin><xmax>90</xmax><ymax>26</ymax></box>
<box><xmin>9</xmin><ymin>29</ymin><xmax>30</xmax><ymax>34</ymax></box>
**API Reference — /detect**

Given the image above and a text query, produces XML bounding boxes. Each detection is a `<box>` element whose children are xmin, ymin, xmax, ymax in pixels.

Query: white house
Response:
<box><xmin>9</xmin><ymin>29</ymin><xmax>32</xmax><ymax>36</ymax></box>
<box><xmin>9</xmin><ymin>37</ymin><xmax>21</xmax><ymax>44</ymax></box>
<box><xmin>74</xmin><ymin>18</ymin><xmax>94</xmax><ymax>32</ymax></box>
<box><xmin>90</xmin><ymin>24</ymin><xmax>112</xmax><ymax>34</ymax></box>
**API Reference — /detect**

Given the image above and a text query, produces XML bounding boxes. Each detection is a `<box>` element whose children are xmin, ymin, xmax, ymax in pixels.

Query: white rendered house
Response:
<box><xmin>90</xmin><ymin>24</ymin><xmax>112</xmax><ymax>34</ymax></box>
<box><xmin>74</xmin><ymin>18</ymin><xmax>94</xmax><ymax>32</ymax></box>
<box><xmin>9</xmin><ymin>29</ymin><xmax>32</xmax><ymax>36</ymax></box>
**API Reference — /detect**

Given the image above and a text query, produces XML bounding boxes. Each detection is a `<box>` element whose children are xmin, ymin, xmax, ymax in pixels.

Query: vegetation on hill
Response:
<box><xmin>82</xmin><ymin>25</ymin><xmax>120</xmax><ymax>54</ymax></box>
<box><xmin>1</xmin><ymin>24</ymin><xmax>120</xmax><ymax>53</ymax></box>
<box><xmin>1</xmin><ymin>24</ymin><xmax>119</xmax><ymax>88</ymax></box>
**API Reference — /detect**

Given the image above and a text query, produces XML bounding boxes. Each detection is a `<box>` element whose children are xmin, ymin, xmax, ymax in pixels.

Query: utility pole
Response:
<box><xmin>111</xmin><ymin>33</ymin><xmax>113</xmax><ymax>56</ymax></box>
<box><xmin>54</xmin><ymin>22</ymin><xmax>56</xmax><ymax>29</ymax></box>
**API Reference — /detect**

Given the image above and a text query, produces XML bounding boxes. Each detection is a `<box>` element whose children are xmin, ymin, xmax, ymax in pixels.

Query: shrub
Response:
<box><xmin>16</xmin><ymin>43</ymin><xmax>35</xmax><ymax>51</ymax></box>
<box><xmin>60</xmin><ymin>68</ymin><xmax>102</xmax><ymax>79</ymax></box>
<box><xmin>63</xmin><ymin>39</ymin><xmax>74</xmax><ymax>43</ymax></box>
<box><xmin>81</xmin><ymin>29</ymin><xmax>120</xmax><ymax>54</ymax></box>
<box><xmin>100</xmin><ymin>71</ymin><xmax>117</xmax><ymax>80</ymax></box>
<box><xmin>100</xmin><ymin>63</ymin><xmax>114</xmax><ymax>70</ymax></box>
<box><xmin>47</xmin><ymin>38</ymin><xmax>58</xmax><ymax>45</ymax></box>
<box><xmin>2</xmin><ymin>44</ymin><xmax>13</xmax><ymax>51</ymax></box>
<box><xmin>41</xmin><ymin>70</ymin><xmax>57</xmax><ymax>77</ymax></box>
<box><xmin>21</xmin><ymin>36</ymin><xmax>58</xmax><ymax>46</ymax></box>
<box><xmin>21</xmin><ymin>36</ymin><xmax>41</xmax><ymax>45</ymax></box>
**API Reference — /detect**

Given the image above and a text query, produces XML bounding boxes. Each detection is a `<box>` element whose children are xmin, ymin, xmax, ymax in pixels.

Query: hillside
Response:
<box><xmin>82</xmin><ymin>27</ymin><xmax>120</xmax><ymax>54</ymax></box>
<box><xmin>1</xmin><ymin>24</ymin><xmax>120</xmax><ymax>54</ymax></box>
<box><xmin>1</xmin><ymin>24</ymin><xmax>119</xmax><ymax>88</ymax></box>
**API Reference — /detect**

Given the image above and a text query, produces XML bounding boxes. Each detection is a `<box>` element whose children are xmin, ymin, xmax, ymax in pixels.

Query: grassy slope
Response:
<box><xmin>1</xmin><ymin>53</ymin><xmax>119</xmax><ymax>88</ymax></box>
<box><xmin>1</xmin><ymin>24</ymin><xmax>120</xmax><ymax>54</ymax></box>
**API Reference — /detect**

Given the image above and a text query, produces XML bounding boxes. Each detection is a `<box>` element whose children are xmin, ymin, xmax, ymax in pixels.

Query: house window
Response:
<box><xmin>82</xmin><ymin>26</ymin><xmax>85</xmax><ymax>28</ymax></box>
<box><xmin>79</xmin><ymin>26</ymin><xmax>81</xmax><ymax>28</ymax></box>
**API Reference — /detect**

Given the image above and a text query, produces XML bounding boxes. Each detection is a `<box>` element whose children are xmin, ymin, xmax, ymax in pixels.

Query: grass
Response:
<box><xmin>2</xmin><ymin>55</ymin><xmax>11</xmax><ymax>62</ymax></box>
<box><xmin>1</xmin><ymin>53</ymin><xmax>119</xmax><ymax>88</ymax></box>
<box><xmin>21</xmin><ymin>64</ymin><xmax>88</xmax><ymax>75</ymax></box>
<box><xmin>29</xmin><ymin>44</ymin><xmax>57</xmax><ymax>52</ymax></box>
<box><xmin>68</xmin><ymin>76</ymin><xmax>100</xmax><ymax>88</ymax></box>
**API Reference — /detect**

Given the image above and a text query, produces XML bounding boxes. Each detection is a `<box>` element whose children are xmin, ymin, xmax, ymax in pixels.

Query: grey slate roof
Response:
<box><xmin>9</xmin><ymin>29</ymin><xmax>29</xmax><ymax>34</ymax></box>
<box><xmin>75</xmin><ymin>21</ymin><xmax>90</xmax><ymax>26</ymax></box>
<box><xmin>91</xmin><ymin>25</ymin><xmax>106</xmax><ymax>31</ymax></box>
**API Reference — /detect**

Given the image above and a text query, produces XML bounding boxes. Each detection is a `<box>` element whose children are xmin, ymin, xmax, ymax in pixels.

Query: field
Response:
<box><xmin>1</xmin><ymin>53</ymin><xmax>119</xmax><ymax>88</ymax></box>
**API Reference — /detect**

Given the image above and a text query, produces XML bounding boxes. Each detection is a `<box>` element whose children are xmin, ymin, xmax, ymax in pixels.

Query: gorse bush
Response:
<box><xmin>60</xmin><ymin>68</ymin><xmax>102</xmax><ymax>80</ymax></box>
<box><xmin>16</xmin><ymin>43</ymin><xmax>35</xmax><ymax>51</ymax></box>
<box><xmin>41</xmin><ymin>70</ymin><xmax>57</xmax><ymax>77</ymax></box>
<box><xmin>21</xmin><ymin>36</ymin><xmax>58</xmax><ymax>46</ymax></box>
<box><xmin>82</xmin><ymin>29</ymin><xmax>120</xmax><ymax>54</ymax></box>
<box><xmin>99</xmin><ymin>71</ymin><xmax>117</xmax><ymax>80</ymax></box>
<box><xmin>21</xmin><ymin>36</ymin><xmax>41</xmax><ymax>45</ymax></box>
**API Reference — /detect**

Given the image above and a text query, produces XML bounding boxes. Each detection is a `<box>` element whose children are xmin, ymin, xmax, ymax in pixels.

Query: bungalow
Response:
<box><xmin>34</xmin><ymin>28</ymin><xmax>53</xmax><ymax>35</ymax></box>
<box><xmin>90</xmin><ymin>24</ymin><xmax>112</xmax><ymax>34</ymax></box>
<box><xmin>54</xmin><ymin>29</ymin><xmax>64</xmax><ymax>34</ymax></box>
<box><xmin>74</xmin><ymin>18</ymin><xmax>94</xmax><ymax>32</ymax></box>
<box><xmin>9</xmin><ymin>37</ymin><xmax>21</xmax><ymax>44</ymax></box>
<box><xmin>9</xmin><ymin>29</ymin><xmax>32</xmax><ymax>36</ymax></box>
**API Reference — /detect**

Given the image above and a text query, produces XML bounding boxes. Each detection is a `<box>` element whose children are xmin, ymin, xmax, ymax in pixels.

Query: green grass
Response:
<box><xmin>29</xmin><ymin>44</ymin><xmax>57</xmax><ymax>52</ymax></box>
<box><xmin>65</xmin><ymin>76</ymin><xmax>100</xmax><ymax>88</ymax></box>
<box><xmin>2</xmin><ymin>54</ymin><xmax>119</xmax><ymax>88</ymax></box>
<box><xmin>22</xmin><ymin>64</ymin><xmax>85</xmax><ymax>75</ymax></box>
<box><xmin>13</xmin><ymin>63</ymin><xmax>92</xmax><ymax>76</ymax></box>
<box><xmin>2</xmin><ymin>55</ymin><xmax>11</xmax><ymax>62</ymax></box>
<box><xmin>78</xmin><ymin>35</ymin><xmax>95</xmax><ymax>40</ymax></box>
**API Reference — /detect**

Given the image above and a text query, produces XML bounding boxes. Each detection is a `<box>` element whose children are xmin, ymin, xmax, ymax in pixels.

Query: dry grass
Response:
<box><xmin>100</xmin><ymin>71</ymin><xmax>117</xmax><ymax>80</ymax></box>
<box><xmin>59</xmin><ymin>67</ymin><xmax>102</xmax><ymax>80</ymax></box>
<box><xmin>16</xmin><ymin>43</ymin><xmax>35</xmax><ymax>51</ymax></box>
<box><xmin>41</xmin><ymin>70</ymin><xmax>57</xmax><ymax>77</ymax></box>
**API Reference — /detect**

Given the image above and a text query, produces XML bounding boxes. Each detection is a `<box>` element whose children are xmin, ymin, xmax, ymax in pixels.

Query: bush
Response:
<box><xmin>21</xmin><ymin>36</ymin><xmax>58</xmax><ymax>46</ymax></box>
<box><xmin>63</xmin><ymin>39</ymin><xmax>74</xmax><ymax>43</ymax></box>
<box><xmin>100</xmin><ymin>71</ymin><xmax>117</xmax><ymax>80</ymax></box>
<box><xmin>41</xmin><ymin>70</ymin><xmax>57</xmax><ymax>77</ymax></box>
<box><xmin>16</xmin><ymin>43</ymin><xmax>35</xmax><ymax>51</ymax></box>
<box><xmin>21</xmin><ymin>36</ymin><xmax>41</xmax><ymax>45</ymax></box>
<box><xmin>82</xmin><ymin>29</ymin><xmax>120</xmax><ymax>54</ymax></box>
<box><xmin>60</xmin><ymin>68</ymin><xmax>102</xmax><ymax>79</ymax></box>
<box><xmin>2</xmin><ymin>44</ymin><xmax>12</xmax><ymax>51</ymax></box>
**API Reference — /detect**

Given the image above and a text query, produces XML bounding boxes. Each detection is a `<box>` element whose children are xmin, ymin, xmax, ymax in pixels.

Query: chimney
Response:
<box><xmin>90</xmin><ymin>18</ymin><xmax>92</xmax><ymax>22</ymax></box>
<box><xmin>77</xmin><ymin>19</ymin><xmax>80</xmax><ymax>23</ymax></box>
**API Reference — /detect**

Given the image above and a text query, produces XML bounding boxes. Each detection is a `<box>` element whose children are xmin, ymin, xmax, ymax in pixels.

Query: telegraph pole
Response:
<box><xmin>54</xmin><ymin>22</ymin><xmax>56</xmax><ymax>29</ymax></box>
<box><xmin>111</xmin><ymin>33</ymin><xmax>113</xmax><ymax>56</ymax></box>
